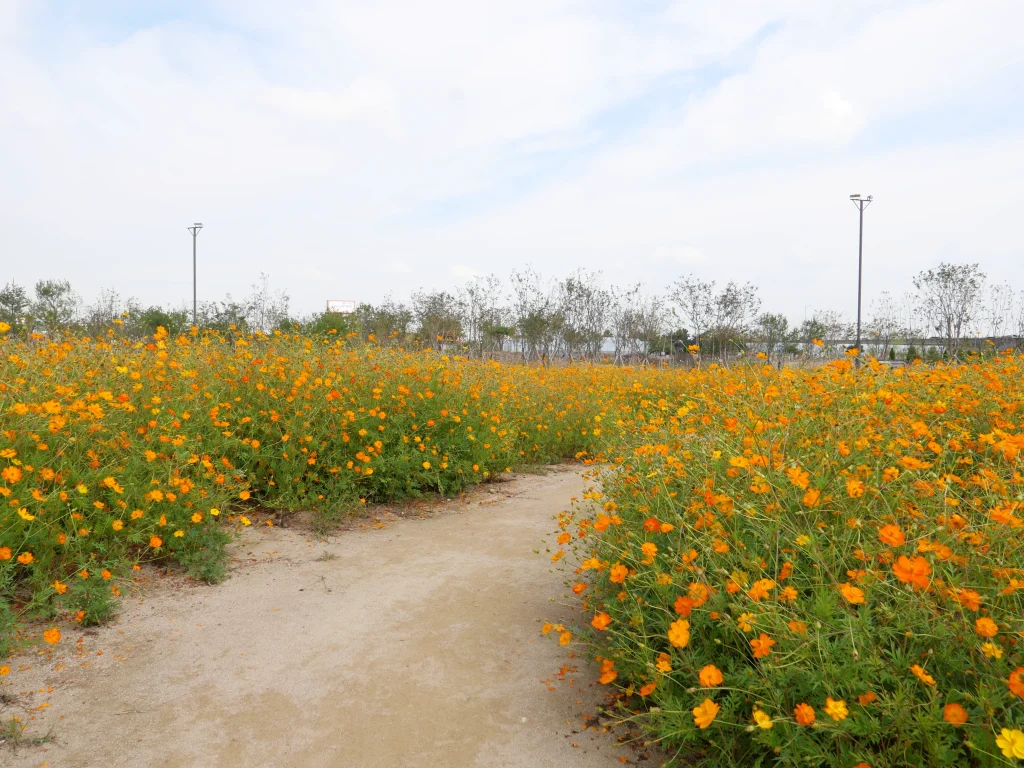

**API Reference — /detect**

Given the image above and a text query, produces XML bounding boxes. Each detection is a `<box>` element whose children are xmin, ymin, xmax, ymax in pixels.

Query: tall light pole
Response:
<box><xmin>849</xmin><ymin>195</ymin><xmax>872</xmax><ymax>359</ymax></box>
<box><xmin>187</xmin><ymin>225</ymin><xmax>202</xmax><ymax>327</ymax></box>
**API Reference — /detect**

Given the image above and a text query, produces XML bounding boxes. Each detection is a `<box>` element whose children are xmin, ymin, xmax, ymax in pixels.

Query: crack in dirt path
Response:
<box><xmin>5</xmin><ymin>469</ymin><xmax>636</xmax><ymax>768</ymax></box>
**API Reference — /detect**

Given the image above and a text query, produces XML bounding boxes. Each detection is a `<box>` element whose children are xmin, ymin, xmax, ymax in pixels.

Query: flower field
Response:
<box><xmin>554</xmin><ymin>353</ymin><xmax>1024</xmax><ymax>766</ymax></box>
<box><xmin>2</xmin><ymin>324</ymin><xmax>1024</xmax><ymax>766</ymax></box>
<box><xmin>0</xmin><ymin>326</ymin><xmax>626</xmax><ymax>651</ymax></box>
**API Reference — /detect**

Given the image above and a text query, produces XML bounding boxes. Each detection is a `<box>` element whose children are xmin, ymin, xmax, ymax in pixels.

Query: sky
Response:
<box><xmin>1</xmin><ymin>0</ymin><xmax>1023</xmax><ymax>324</ymax></box>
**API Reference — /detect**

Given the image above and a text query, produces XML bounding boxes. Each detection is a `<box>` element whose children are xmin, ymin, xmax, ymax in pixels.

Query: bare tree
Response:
<box><xmin>756</xmin><ymin>312</ymin><xmax>789</xmax><ymax>365</ymax></box>
<box><xmin>867</xmin><ymin>291</ymin><xmax>902</xmax><ymax>359</ymax></box>
<box><xmin>458</xmin><ymin>274</ymin><xmax>504</xmax><ymax>358</ymax></box>
<box><xmin>82</xmin><ymin>287</ymin><xmax>142</xmax><ymax>337</ymax></box>
<box><xmin>711</xmin><ymin>281</ymin><xmax>761</xmax><ymax>361</ymax></box>
<box><xmin>913</xmin><ymin>262</ymin><xmax>985</xmax><ymax>359</ymax></box>
<box><xmin>244</xmin><ymin>273</ymin><xmax>291</xmax><ymax>333</ymax></box>
<box><xmin>986</xmin><ymin>283</ymin><xmax>1016</xmax><ymax>340</ymax></box>
<box><xmin>609</xmin><ymin>284</ymin><xmax>640</xmax><ymax>363</ymax></box>
<box><xmin>557</xmin><ymin>270</ymin><xmax>610</xmax><ymax>361</ymax></box>
<box><xmin>510</xmin><ymin>267</ymin><xmax>559</xmax><ymax>363</ymax></box>
<box><xmin>670</xmin><ymin>275</ymin><xmax>715</xmax><ymax>350</ymax></box>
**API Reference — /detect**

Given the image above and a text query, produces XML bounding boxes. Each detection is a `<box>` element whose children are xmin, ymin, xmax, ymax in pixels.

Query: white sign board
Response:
<box><xmin>326</xmin><ymin>299</ymin><xmax>356</xmax><ymax>314</ymax></box>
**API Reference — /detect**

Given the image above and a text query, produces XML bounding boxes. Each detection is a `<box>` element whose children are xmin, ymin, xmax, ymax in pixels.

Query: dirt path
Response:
<box><xmin>5</xmin><ymin>469</ymin><xmax>635</xmax><ymax>768</ymax></box>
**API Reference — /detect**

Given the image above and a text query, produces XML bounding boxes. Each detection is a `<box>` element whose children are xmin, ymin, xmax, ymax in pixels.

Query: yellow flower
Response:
<box><xmin>0</xmin><ymin>321</ymin><xmax>10</xmax><ymax>333</ymax></box>
<box><xmin>692</xmin><ymin>698</ymin><xmax>719</xmax><ymax>729</ymax></box>
<box><xmin>752</xmin><ymin>709</ymin><xmax>773</xmax><ymax>729</ymax></box>
<box><xmin>668</xmin><ymin>619</ymin><xmax>690</xmax><ymax>648</ymax></box>
<box><xmin>982</xmin><ymin>642</ymin><xmax>1004</xmax><ymax>660</ymax></box>
<box><xmin>17</xmin><ymin>507</ymin><xmax>35</xmax><ymax>521</ymax></box>
<box><xmin>423</xmin><ymin>461</ymin><xmax>431</xmax><ymax>469</ymax></box>
<box><xmin>824</xmin><ymin>697</ymin><xmax>849</xmax><ymax>722</ymax></box>
<box><xmin>996</xmin><ymin>729</ymin><xmax>1024</xmax><ymax>760</ymax></box>
<box><xmin>795</xmin><ymin>535</ymin><xmax>811</xmax><ymax>546</ymax></box>
<box><xmin>737</xmin><ymin>612</ymin><xmax>756</xmax><ymax>632</ymax></box>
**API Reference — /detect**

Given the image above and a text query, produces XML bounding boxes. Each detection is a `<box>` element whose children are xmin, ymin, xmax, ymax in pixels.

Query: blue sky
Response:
<box><xmin>1</xmin><ymin>0</ymin><xmax>1023</xmax><ymax>323</ymax></box>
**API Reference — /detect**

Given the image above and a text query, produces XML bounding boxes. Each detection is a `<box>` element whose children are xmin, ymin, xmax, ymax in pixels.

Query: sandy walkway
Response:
<box><xmin>4</xmin><ymin>469</ymin><xmax>634</xmax><ymax>768</ymax></box>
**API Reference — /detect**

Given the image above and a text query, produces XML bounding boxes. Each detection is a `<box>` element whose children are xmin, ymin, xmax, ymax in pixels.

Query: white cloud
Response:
<box><xmin>0</xmin><ymin>0</ymin><xmax>1021</xmax><ymax>324</ymax></box>
<box><xmin>451</xmin><ymin>265</ymin><xmax>479</xmax><ymax>282</ymax></box>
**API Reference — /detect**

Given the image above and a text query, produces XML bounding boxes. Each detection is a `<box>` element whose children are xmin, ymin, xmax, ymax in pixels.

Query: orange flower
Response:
<box><xmin>878</xmin><ymin>524</ymin><xmax>906</xmax><ymax>547</ymax></box>
<box><xmin>609</xmin><ymin>564</ymin><xmax>629</xmax><ymax>584</ymax></box>
<box><xmin>787</xmin><ymin>620</ymin><xmax>807</xmax><ymax>634</ymax></box>
<box><xmin>692</xmin><ymin>698</ymin><xmax>720</xmax><ymax>729</ymax></box>
<box><xmin>43</xmin><ymin>627</ymin><xmax>61</xmax><ymax>645</ymax></box>
<box><xmin>793</xmin><ymin>703</ymin><xmax>815</xmax><ymax>726</ymax></box>
<box><xmin>598</xmin><ymin>658</ymin><xmax>617</xmax><ymax>685</ymax></box>
<box><xmin>591</xmin><ymin>612</ymin><xmax>612</xmax><ymax>631</ymax></box>
<box><xmin>668</xmin><ymin>619</ymin><xmax>690</xmax><ymax>648</ymax></box>
<box><xmin>558</xmin><ymin>631</ymin><xmax>572</xmax><ymax>646</ymax></box>
<box><xmin>572</xmin><ymin>582</ymin><xmax>586</xmax><ymax>595</ymax></box>
<box><xmin>802</xmin><ymin>488</ymin><xmax>821</xmax><ymax>508</ymax></box>
<box><xmin>857</xmin><ymin>691</ymin><xmax>877</xmax><ymax>706</ymax></box>
<box><xmin>943</xmin><ymin>703</ymin><xmax>968</xmax><ymax>725</ymax></box>
<box><xmin>688</xmin><ymin>582</ymin><xmax>711</xmax><ymax>607</ymax></box>
<box><xmin>840</xmin><ymin>582</ymin><xmax>865</xmax><ymax>605</ymax></box>
<box><xmin>747</xmin><ymin>578</ymin><xmax>775</xmax><ymax>601</ymax></box>
<box><xmin>975</xmin><ymin>617</ymin><xmax>998</xmax><ymax>637</ymax></box>
<box><xmin>955</xmin><ymin>589</ymin><xmax>982</xmax><ymax>611</ymax></box>
<box><xmin>641</xmin><ymin>541</ymin><xmax>658</xmax><ymax>563</ymax></box>
<box><xmin>1007</xmin><ymin>668</ymin><xmax>1024</xmax><ymax>699</ymax></box>
<box><xmin>17</xmin><ymin>552</ymin><xmax>34</xmax><ymax>565</ymax></box>
<box><xmin>149</xmin><ymin>535</ymin><xmax>163</xmax><ymax>549</ymax></box>
<box><xmin>892</xmin><ymin>555</ymin><xmax>931</xmax><ymax>590</ymax></box>
<box><xmin>911</xmin><ymin>664</ymin><xmax>936</xmax><ymax>686</ymax></box>
<box><xmin>638</xmin><ymin>681</ymin><xmax>657</xmax><ymax>697</ymax></box>
<box><xmin>674</xmin><ymin>595</ymin><xmax>694</xmax><ymax>617</ymax></box>
<box><xmin>655</xmin><ymin>653</ymin><xmax>672</xmax><ymax>673</ymax></box>
<box><xmin>0</xmin><ymin>546</ymin><xmax>11</xmax><ymax>561</ymax></box>
<box><xmin>750</xmin><ymin>633</ymin><xmax>775</xmax><ymax>659</ymax></box>
<box><xmin>698</xmin><ymin>665</ymin><xmax>723</xmax><ymax>687</ymax></box>
<box><xmin>52</xmin><ymin>580</ymin><xmax>67</xmax><ymax>594</ymax></box>
<box><xmin>846</xmin><ymin>478</ymin><xmax>865</xmax><ymax>498</ymax></box>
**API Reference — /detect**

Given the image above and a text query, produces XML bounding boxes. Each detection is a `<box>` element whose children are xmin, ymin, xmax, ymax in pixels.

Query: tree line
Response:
<box><xmin>1</xmin><ymin>263</ymin><xmax>1020</xmax><ymax>363</ymax></box>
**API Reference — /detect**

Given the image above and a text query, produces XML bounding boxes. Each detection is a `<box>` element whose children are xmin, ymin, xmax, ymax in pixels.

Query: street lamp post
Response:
<box><xmin>849</xmin><ymin>195</ymin><xmax>872</xmax><ymax>361</ymax></box>
<box><xmin>187</xmin><ymin>223</ymin><xmax>203</xmax><ymax>326</ymax></box>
